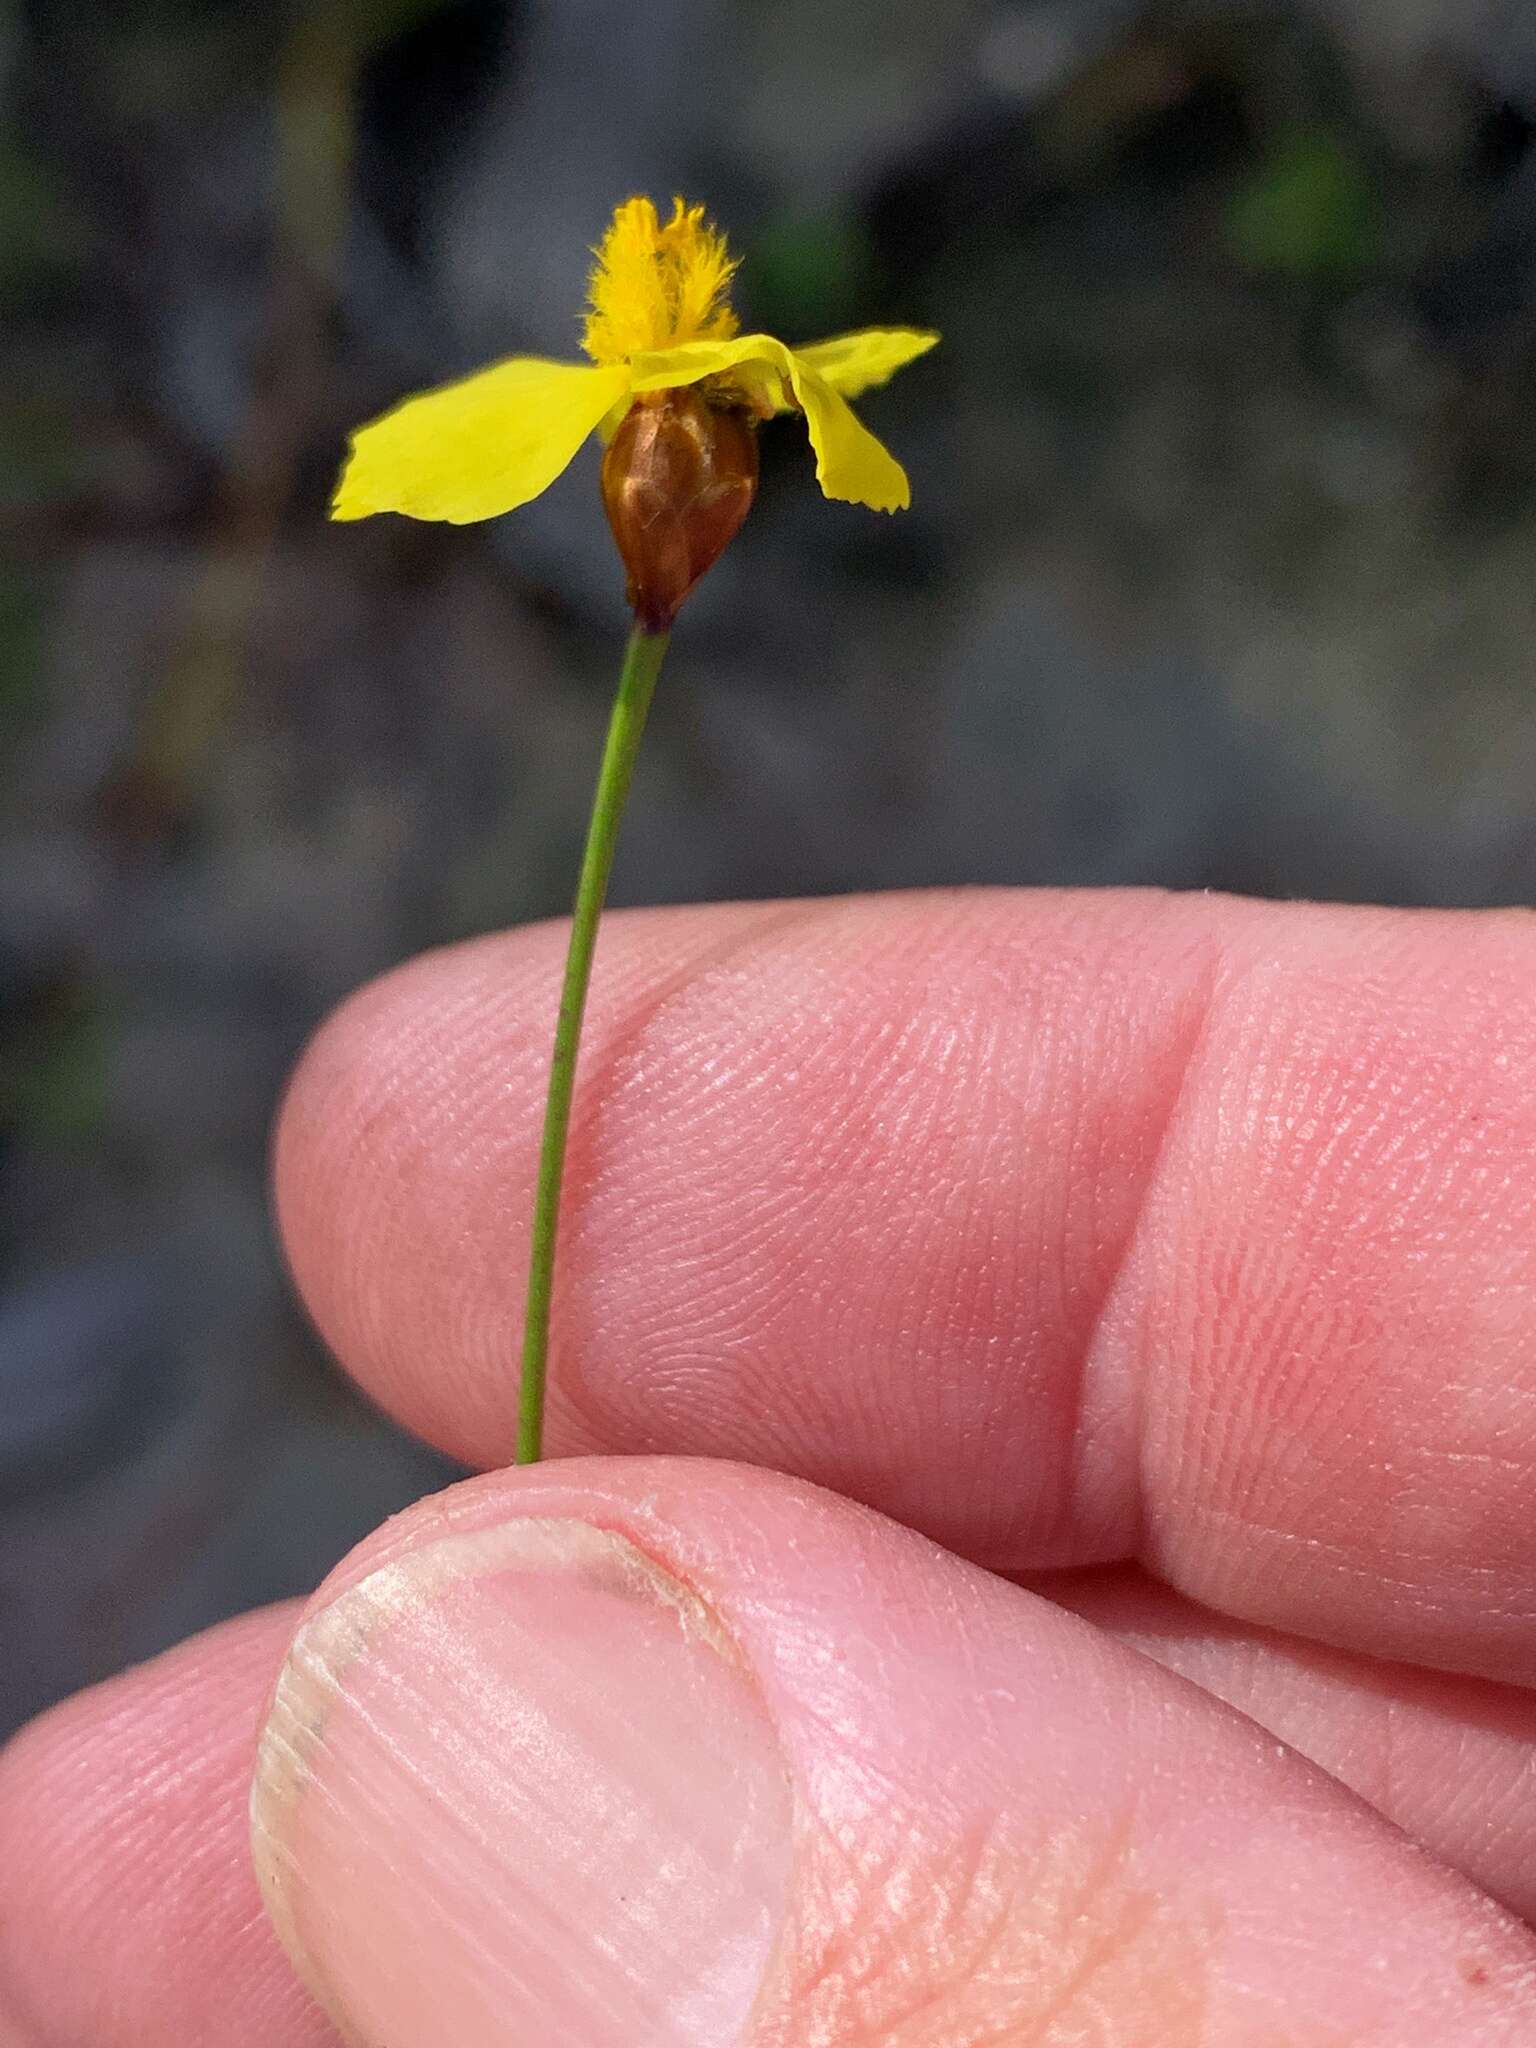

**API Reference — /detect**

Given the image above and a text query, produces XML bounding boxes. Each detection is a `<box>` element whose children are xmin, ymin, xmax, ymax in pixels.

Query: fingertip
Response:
<box><xmin>271</xmin><ymin>887</ymin><xmax>1228</xmax><ymax>1529</ymax></box>
<box><xmin>0</xmin><ymin>1608</ymin><xmax>335</xmax><ymax>2048</ymax></box>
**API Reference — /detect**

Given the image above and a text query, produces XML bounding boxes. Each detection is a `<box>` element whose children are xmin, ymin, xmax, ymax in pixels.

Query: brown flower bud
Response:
<box><xmin>600</xmin><ymin>389</ymin><xmax>759</xmax><ymax>632</ymax></box>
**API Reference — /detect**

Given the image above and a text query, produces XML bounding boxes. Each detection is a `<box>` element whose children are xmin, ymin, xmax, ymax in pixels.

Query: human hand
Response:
<box><xmin>4</xmin><ymin>889</ymin><xmax>1536</xmax><ymax>2045</ymax></box>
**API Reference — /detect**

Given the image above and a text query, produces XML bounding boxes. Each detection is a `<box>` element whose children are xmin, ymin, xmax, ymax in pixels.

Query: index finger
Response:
<box><xmin>275</xmin><ymin>888</ymin><xmax>1536</xmax><ymax>1683</ymax></box>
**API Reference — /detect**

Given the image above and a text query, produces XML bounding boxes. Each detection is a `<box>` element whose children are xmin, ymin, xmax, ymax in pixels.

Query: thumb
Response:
<box><xmin>255</xmin><ymin>1486</ymin><xmax>787</xmax><ymax>2045</ymax></box>
<box><xmin>251</xmin><ymin>1458</ymin><xmax>1536</xmax><ymax>2048</ymax></box>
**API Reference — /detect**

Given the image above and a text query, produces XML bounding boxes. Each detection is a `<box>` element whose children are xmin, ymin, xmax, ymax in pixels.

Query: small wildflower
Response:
<box><xmin>332</xmin><ymin>194</ymin><xmax>937</xmax><ymax>619</ymax></box>
<box><xmin>331</xmin><ymin>198</ymin><xmax>937</xmax><ymax>1467</ymax></box>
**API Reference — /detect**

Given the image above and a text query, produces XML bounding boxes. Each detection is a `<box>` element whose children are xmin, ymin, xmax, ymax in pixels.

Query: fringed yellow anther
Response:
<box><xmin>582</xmin><ymin>195</ymin><xmax>740</xmax><ymax>365</ymax></box>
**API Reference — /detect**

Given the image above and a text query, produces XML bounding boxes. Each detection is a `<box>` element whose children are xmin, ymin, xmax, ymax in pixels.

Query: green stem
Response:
<box><xmin>516</xmin><ymin>624</ymin><xmax>671</xmax><ymax>1464</ymax></box>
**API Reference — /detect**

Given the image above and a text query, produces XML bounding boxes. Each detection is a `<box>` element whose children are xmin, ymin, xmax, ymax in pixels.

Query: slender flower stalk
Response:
<box><xmin>517</xmin><ymin>626</ymin><xmax>669</xmax><ymax>1463</ymax></box>
<box><xmin>330</xmin><ymin>194</ymin><xmax>935</xmax><ymax>1462</ymax></box>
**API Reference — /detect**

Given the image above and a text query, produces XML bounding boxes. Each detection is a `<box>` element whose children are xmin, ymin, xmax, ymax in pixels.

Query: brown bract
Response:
<box><xmin>600</xmin><ymin>389</ymin><xmax>758</xmax><ymax>632</ymax></box>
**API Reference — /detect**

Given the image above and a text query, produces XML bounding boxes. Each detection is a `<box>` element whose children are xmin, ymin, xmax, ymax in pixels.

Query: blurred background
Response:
<box><xmin>5</xmin><ymin>0</ymin><xmax>1536</xmax><ymax>1734</ymax></box>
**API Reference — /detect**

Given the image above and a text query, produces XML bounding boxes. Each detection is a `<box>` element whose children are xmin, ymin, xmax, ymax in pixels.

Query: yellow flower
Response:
<box><xmin>331</xmin><ymin>195</ymin><xmax>938</xmax><ymax>527</ymax></box>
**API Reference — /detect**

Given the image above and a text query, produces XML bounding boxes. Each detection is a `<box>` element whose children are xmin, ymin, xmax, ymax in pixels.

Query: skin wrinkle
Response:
<box><xmin>547</xmin><ymin>1498</ymin><xmax>1221</xmax><ymax>2046</ymax></box>
<box><xmin>421</xmin><ymin>910</ymin><xmax>805</xmax><ymax>1454</ymax></box>
<box><xmin>1120</xmin><ymin>918</ymin><xmax>1536</xmax><ymax>1671</ymax></box>
<box><xmin>597</xmin><ymin>951</ymin><xmax>919</xmax><ymax>1461</ymax></box>
<box><xmin>555</xmin><ymin>899</ymin><xmax>841</xmax><ymax>1453</ymax></box>
<box><xmin>1072</xmin><ymin>931</ymin><xmax>1226</xmax><ymax>1570</ymax></box>
<box><xmin>757</xmin><ymin>1806</ymin><xmax>1214</xmax><ymax>2048</ymax></box>
<box><xmin>1150</xmin><ymin>1135</ymin><xmax>1281</xmax><ymax>1594</ymax></box>
<box><xmin>1190</xmin><ymin>1495</ymin><xmax>1536</xmax><ymax>1638</ymax></box>
<box><xmin>809</xmin><ymin>1003</ymin><xmax>986</xmax><ymax>1460</ymax></box>
<box><xmin>828</xmin><ymin>902</ymin><xmax>1217</xmax><ymax>1562</ymax></box>
<box><xmin>1039</xmin><ymin>1562</ymin><xmax>1536</xmax><ymax>1924</ymax></box>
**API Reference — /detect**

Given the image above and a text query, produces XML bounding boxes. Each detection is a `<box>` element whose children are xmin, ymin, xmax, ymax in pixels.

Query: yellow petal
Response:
<box><xmin>332</xmin><ymin>358</ymin><xmax>631</xmax><ymax>524</ymax></box>
<box><xmin>792</xmin><ymin>327</ymin><xmax>939</xmax><ymax>401</ymax></box>
<box><xmin>628</xmin><ymin>333</ymin><xmax>913</xmax><ymax>512</ymax></box>
<box><xmin>627</xmin><ymin>334</ymin><xmax>790</xmax><ymax>395</ymax></box>
<box><xmin>783</xmin><ymin>350</ymin><xmax>911</xmax><ymax>511</ymax></box>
